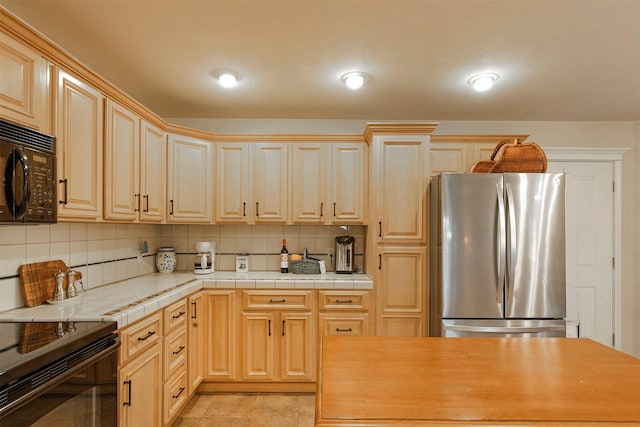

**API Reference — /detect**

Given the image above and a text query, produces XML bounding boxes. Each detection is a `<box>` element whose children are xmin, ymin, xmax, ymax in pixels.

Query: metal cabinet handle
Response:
<box><xmin>333</xmin><ymin>202</ymin><xmax>336</xmax><ymax>217</ymax></box>
<box><xmin>143</xmin><ymin>194</ymin><xmax>149</xmax><ymax>212</ymax></box>
<box><xmin>378</xmin><ymin>254</ymin><xmax>382</xmax><ymax>270</ymax></box>
<box><xmin>243</xmin><ymin>202</ymin><xmax>246</xmax><ymax>217</ymax></box>
<box><xmin>191</xmin><ymin>301</ymin><xmax>197</xmax><ymax>319</ymax></box>
<box><xmin>172</xmin><ymin>311</ymin><xmax>186</xmax><ymax>319</ymax></box>
<box><xmin>268</xmin><ymin>319</ymin><xmax>271</xmax><ymax>336</ymax></box>
<box><xmin>172</xmin><ymin>387</ymin><xmax>185</xmax><ymax>399</ymax></box>
<box><xmin>335</xmin><ymin>299</ymin><xmax>353</xmax><ymax>303</ymax></box>
<box><xmin>320</xmin><ymin>202</ymin><xmax>323</xmax><ymax>217</ymax></box>
<box><xmin>169</xmin><ymin>199</ymin><xmax>174</xmax><ymax>215</ymax></box>
<box><xmin>378</xmin><ymin>221</ymin><xmax>382</xmax><ymax>237</ymax></box>
<box><xmin>134</xmin><ymin>193</ymin><xmax>140</xmax><ymax>212</ymax></box>
<box><xmin>137</xmin><ymin>331</ymin><xmax>155</xmax><ymax>341</ymax></box>
<box><xmin>282</xmin><ymin>320</ymin><xmax>286</xmax><ymax>336</ymax></box>
<box><xmin>269</xmin><ymin>299</ymin><xmax>286</xmax><ymax>303</ymax></box>
<box><xmin>256</xmin><ymin>202</ymin><xmax>259</xmax><ymax>216</ymax></box>
<box><xmin>123</xmin><ymin>380</ymin><xmax>132</xmax><ymax>406</ymax></box>
<box><xmin>336</xmin><ymin>328</ymin><xmax>353</xmax><ymax>332</ymax></box>
<box><xmin>59</xmin><ymin>178</ymin><xmax>68</xmax><ymax>205</ymax></box>
<box><xmin>172</xmin><ymin>345</ymin><xmax>185</xmax><ymax>355</ymax></box>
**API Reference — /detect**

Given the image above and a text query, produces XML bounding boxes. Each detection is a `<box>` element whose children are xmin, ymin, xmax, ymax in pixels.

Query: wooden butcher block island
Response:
<box><xmin>315</xmin><ymin>337</ymin><xmax>640</xmax><ymax>426</ymax></box>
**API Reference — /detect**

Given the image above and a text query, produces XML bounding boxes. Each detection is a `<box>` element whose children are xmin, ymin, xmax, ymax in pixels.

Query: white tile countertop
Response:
<box><xmin>0</xmin><ymin>271</ymin><xmax>373</xmax><ymax>328</ymax></box>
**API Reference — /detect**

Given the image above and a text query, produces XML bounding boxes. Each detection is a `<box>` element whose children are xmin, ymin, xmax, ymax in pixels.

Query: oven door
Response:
<box><xmin>0</xmin><ymin>340</ymin><xmax>120</xmax><ymax>426</ymax></box>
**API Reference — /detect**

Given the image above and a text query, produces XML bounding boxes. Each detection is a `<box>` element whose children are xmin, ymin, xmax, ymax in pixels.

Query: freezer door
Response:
<box><xmin>440</xmin><ymin>174</ymin><xmax>505</xmax><ymax>319</ymax></box>
<box><xmin>442</xmin><ymin>319</ymin><xmax>566</xmax><ymax>338</ymax></box>
<box><xmin>504</xmin><ymin>173</ymin><xmax>566</xmax><ymax>319</ymax></box>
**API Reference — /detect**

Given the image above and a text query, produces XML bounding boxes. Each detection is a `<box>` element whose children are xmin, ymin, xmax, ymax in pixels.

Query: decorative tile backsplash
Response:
<box><xmin>0</xmin><ymin>223</ymin><xmax>365</xmax><ymax>312</ymax></box>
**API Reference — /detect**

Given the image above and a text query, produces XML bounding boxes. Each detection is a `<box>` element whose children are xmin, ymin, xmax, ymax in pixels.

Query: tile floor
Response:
<box><xmin>172</xmin><ymin>393</ymin><xmax>316</xmax><ymax>427</ymax></box>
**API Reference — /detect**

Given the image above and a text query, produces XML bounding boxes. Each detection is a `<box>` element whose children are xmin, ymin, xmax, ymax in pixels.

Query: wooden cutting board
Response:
<box><xmin>19</xmin><ymin>260</ymin><xmax>82</xmax><ymax>307</ymax></box>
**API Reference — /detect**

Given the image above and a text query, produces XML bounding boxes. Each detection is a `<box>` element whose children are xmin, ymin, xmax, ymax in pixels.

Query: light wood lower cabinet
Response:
<box><xmin>239</xmin><ymin>291</ymin><xmax>315</xmax><ymax>382</ymax></box>
<box><xmin>318</xmin><ymin>290</ymin><xmax>371</xmax><ymax>349</ymax></box>
<box><xmin>203</xmin><ymin>290</ymin><xmax>236</xmax><ymax>380</ymax></box>
<box><xmin>118</xmin><ymin>313</ymin><xmax>162</xmax><ymax>427</ymax></box>
<box><xmin>187</xmin><ymin>292</ymin><xmax>204</xmax><ymax>395</ymax></box>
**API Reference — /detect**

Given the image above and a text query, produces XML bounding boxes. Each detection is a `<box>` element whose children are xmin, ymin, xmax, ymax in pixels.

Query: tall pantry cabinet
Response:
<box><xmin>365</xmin><ymin>123</ymin><xmax>436</xmax><ymax>337</ymax></box>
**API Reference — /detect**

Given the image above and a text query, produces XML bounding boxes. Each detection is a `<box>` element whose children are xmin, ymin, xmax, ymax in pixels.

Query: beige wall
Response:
<box><xmin>169</xmin><ymin>118</ymin><xmax>638</xmax><ymax>357</ymax></box>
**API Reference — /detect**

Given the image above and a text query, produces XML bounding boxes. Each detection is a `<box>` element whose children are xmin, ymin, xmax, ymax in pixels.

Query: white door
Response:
<box><xmin>547</xmin><ymin>162</ymin><xmax>614</xmax><ymax>346</ymax></box>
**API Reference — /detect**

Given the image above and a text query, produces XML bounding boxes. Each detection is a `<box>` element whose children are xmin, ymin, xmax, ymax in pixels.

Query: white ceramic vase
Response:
<box><xmin>156</xmin><ymin>247</ymin><xmax>177</xmax><ymax>273</ymax></box>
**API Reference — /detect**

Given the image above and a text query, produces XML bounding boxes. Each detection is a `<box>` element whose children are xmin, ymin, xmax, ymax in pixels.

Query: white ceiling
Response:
<box><xmin>1</xmin><ymin>0</ymin><xmax>639</xmax><ymax>121</ymax></box>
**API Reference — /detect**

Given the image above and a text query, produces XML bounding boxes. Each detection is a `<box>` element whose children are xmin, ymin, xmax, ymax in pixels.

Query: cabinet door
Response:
<box><xmin>241</xmin><ymin>312</ymin><xmax>275</xmax><ymax>380</ymax></box>
<box><xmin>253</xmin><ymin>143</ymin><xmax>287</xmax><ymax>223</ymax></box>
<box><xmin>56</xmin><ymin>69</ymin><xmax>104</xmax><ymax>220</ymax></box>
<box><xmin>187</xmin><ymin>293</ymin><xmax>203</xmax><ymax>394</ymax></box>
<box><xmin>215</xmin><ymin>143</ymin><xmax>250</xmax><ymax>223</ymax></box>
<box><xmin>167</xmin><ymin>134</ymin><xmax>213</xmax><ymax>223</ymax></box>
<box><xmin>0</xmin><ymin>32</ymin><xmax>48</xmax><ymax>131</ymax></box>
<box><xmin>280</xmin><ymin>312</ymin><xmax>314</xmax><ymax>380</ymax></box>
<box><xmin>139</xmin><ymin>120</ymin><xmax>166</xmax><ymax>222</ymax></box>
<box><xmin>332</xmin><ymin>143</ymin><xmax>367</xmax><ymax>224</ymax></box>
<box><xmin>290</xmin><ymin>143</ymin><xmax>329</xmax><ymax>224</ymax></box>
<box><xmin>203</xmin><ymin>291</ymin><xmax>236</xmax><ymax>380</ymax></box>
<box><xmin>118</xmin><ymin>343</ymin><xmax>162</xmax><ymax>427</ymax></box>
<box><xmin>430</xmin><ymin>142</ymin><xmax>469</xmax><ymax>176</ymax></box>
<box><xmin>104</xmin><ymin>100</ymin><xmax>139</xmax><ymax>221</ymax></box>
<box><xmin>376</xmin><ymin>246</ymin><xmax>427</xmax><ymax>337</ymax></box>
<box><xmin>372</xmin><ymin>135</ymin><xmax>429</xmax><ymax>243</ymax></box>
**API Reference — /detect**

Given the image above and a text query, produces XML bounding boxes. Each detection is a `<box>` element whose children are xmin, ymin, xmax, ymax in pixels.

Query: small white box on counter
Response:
<box><xmin>236</xmin><ymin>254</ymin><xmax>249</xmax><ymax>273</ymax></box>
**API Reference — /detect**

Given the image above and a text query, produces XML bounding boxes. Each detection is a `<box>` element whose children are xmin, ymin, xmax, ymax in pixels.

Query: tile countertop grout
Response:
<box><xmin>0</xmin><ymin>271</ymin><xmax>373</xmax><ymax>328</ymax></box>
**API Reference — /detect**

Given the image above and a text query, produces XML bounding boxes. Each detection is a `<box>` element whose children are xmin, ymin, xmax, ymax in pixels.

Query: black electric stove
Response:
<box><xmin>0</xmin><ymin>321</ymin><xmax>119</xmax><ymax>419</ymax></box>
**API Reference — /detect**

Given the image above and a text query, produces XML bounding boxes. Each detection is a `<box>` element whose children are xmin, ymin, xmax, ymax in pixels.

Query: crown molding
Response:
<box><xmin>363</xmin><ymin>122</ymin><xmax>439</xmax><ymax>143</ymax></box>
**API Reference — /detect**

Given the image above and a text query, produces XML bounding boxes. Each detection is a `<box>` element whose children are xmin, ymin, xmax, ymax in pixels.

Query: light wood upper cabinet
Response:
<box><xmin>167</xmin><ymin>134</ymin><xmax>213</xmax><ymax>223</ymax></box>
<box><xmin>0</xmin><ymin>31</ymin><xmax>49</xmax><ymax>132</ymax></box>
<box><xmin>139</xmin><ymin>120</ymin><xmax>166</xmax><ymax>222</ymax></box>
<box><xmin>332</xmin><ymin>142</ymin><xmax>367</xmax><ymax>224</ymax></box>
<box><xmin>253</xmin><ymin>143</ymin><xmax>288</xmax><ymax>223</ymax></box>
<box><xmin>215</xmin><ymin>143</ymin><xmax>250</xmax><ymax>223</ymax></box>
<box><xmin>290</xmin><ymin>143</ymin><xmax>330</xmax><ymax>224</ymax></box>
<box><xmin>370</xmin><ymin>134</ymin><xmax>430</xmax><ymax>244</ymax></box>
<box><xmin>104</xmin><ymin>99</ymin><xmax>139</xmax><ymax>221</ymax></box>
<box><xmin>55</xmin><ymin>68</ymin><xmax>104</xmax><ymax>221</ymax></box>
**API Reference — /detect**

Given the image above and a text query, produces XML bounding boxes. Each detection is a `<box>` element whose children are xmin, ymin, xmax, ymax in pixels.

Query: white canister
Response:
<box><xmin>236</xmin><ymin>254</ymin><xmax>249</xmax><ymax>273</ymax></box>
<box><xmin>156</xmin><ymin>247</ymin><xmax>177</xmax><ymax>273</ymax></box>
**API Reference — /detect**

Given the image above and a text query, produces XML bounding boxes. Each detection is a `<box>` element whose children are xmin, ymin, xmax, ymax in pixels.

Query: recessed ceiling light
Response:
<box><xmin>467</xmin><ymin>73</ymin><xmax>499</xmax><ymax>92</ymax></box>
<box><xmin>217</xmin><ymin>72</ymin><xmax>238</xmax><ymax>88</ymax></box>
<box><xmin>341</xmin><ymin>72</ymin><xmax>368</xmax><ymax>90</ymax></box>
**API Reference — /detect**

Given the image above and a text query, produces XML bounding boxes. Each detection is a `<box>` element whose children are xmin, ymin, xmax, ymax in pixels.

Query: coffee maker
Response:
<box><xmin>194</xmin><ymin>241</ymin><xmax>215</xmax><ymax>274</ymax></box>
<box><xmin>335</xmin><ymin>236</ymin><xmax>354</xmax><ymax>274</ymax></box>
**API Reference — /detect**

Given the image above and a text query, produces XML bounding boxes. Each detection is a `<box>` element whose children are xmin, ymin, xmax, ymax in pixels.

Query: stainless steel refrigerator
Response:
<box><xmin>429</xmin><ymin>173</ymin><xmax>567</xmax><ymax>337</ymax></box>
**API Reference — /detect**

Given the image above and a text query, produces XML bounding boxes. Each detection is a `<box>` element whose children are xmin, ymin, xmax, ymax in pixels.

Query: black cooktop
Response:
<box><xmin>0</xmin><ymin>321</ymin><xmax>117</xmax><ymax>388</ymax></box>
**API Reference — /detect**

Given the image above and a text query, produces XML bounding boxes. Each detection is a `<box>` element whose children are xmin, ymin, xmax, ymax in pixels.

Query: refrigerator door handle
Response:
<box><xmin>444</xmin><ymin>324</ymin><xmax>566</xmax><ymax>333</ymax></box>
<box><xmin>496</xmin><ymin>184</ymin><xmax>506</xmax><ymax>305</ymax></box>
<box><xmin>505</xmin><ymin>183</ymin><xmax>517</xmax><ymax>306</ymax></box>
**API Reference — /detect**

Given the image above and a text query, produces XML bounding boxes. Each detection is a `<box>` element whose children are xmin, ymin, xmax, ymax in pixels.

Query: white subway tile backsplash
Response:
<box><xmin>0</xmin><ymin>222</ymin><xmax>365</xmax><ymax>313</ymax></box>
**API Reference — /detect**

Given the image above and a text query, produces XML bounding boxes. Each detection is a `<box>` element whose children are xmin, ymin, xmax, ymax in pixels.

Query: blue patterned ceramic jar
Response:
<box><xmin>156</xmin><ymin>247</ymin><xmax>177</xmax><ymax>273</ymax></box>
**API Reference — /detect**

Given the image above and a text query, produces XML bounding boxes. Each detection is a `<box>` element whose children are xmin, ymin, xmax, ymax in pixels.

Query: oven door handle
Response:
<box><xmin>0</xmin><ymin>337</ymin><xmax>121</xmax><ymax>417</ymax></box>
<box><xmin>4</xmin><ymin>147</ymin><xmax>30</xmax><ymax>220</ymax></box>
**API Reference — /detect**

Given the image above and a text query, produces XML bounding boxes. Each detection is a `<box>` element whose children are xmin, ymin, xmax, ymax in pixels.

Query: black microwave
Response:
<box><xmin>0</xmin><ymin>119</ymin><xmax>56</xmax><ymax>223</ymax></box>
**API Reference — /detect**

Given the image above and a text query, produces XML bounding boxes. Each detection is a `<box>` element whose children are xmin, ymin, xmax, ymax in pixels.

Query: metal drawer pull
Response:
<box><xmin>137</xmin><ymin>331</ymin><xmax>155</xmax><ymax>341</ymax></box>
<box><xmin>335</xmin><ymin>299</ymin><xmax>353</xmax><ymax>303</ymax></box>
<box><xmin>172</xmin><ymin>311</ymin><xmax>186</xmax><ymax>319</ymax></box>
<box><xmin>172</xmin><ymin>345</ymin><xmax>185</xmax><ymax>355</ymax></box>
<box><xmin>172</xmin><ymin>387</ymin><xmax>185</xmax><ymax>399</ymax></box>
<box><xmin>336</xmin><ymin>328</ymin><xmax>353</xmax><ymax>332</ymax></box>
<box><xmin>282</xmin><ymin>320</ymin><xmax>286</xmax><ymax>336</ymax></box>
<box><xmin>269</xmin><ymin>299</ymin><xmax>286</xmax><ymax>303</ymax></box>
<box><xmin>123</xmin><ymin>380</ymin><xmax>132</xmax><ymax>406</ymax></box>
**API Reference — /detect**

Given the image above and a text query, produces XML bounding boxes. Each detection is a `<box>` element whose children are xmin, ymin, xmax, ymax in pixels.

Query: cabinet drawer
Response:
<box><xmin>319</xmin><ymin>291</ymin><xmax>369</xmax><ymax>311</ymax></box>
<box><xmin>164</xmin><ymin>369</ymin><xmax>188</xmax><ymax>424</ymax></box>
<box><xmin>164</xmin><ymin>299</ymin><xmax>188</xmax><ymax>334</ymax></box>
<box><xmin>242</xmin><ymin>290</ymin><xmax>313</xmax><ymax>310</ymax></box>
<box><xmin>319</xmin><ymin>313</ymin><xmax>369</xmax><ymax>337</ymax></box>
<box><xmin>164</xmin><ymin>328</ymin><xmax>188</xmax><ymax>380</ymax></box>
<box><xmin>119</xmin><ymin>312</ymin><xmax>162</xmax><ymax>364</ymax></box>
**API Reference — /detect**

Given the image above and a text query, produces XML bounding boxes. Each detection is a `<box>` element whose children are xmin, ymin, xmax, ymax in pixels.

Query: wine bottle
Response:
<box><xmin>280</xmin><ymin>239</ymin><xmax>289</xmax><ymax>273</ymax></box>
